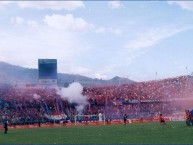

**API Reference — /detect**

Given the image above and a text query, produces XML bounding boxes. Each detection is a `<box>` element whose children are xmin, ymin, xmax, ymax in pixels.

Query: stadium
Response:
<box><xmin>1</xmin><ymin>1</ymin><xmax>193</xmax><ymax>144</ymax></box>
<box><xmin>0</xmin><ymin>59</ymin><xmax>193</xmax><ymax>144</ymax></box>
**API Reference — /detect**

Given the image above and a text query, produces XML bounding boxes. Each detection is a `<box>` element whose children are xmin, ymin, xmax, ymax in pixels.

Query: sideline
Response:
<box><xmin>0</xmin><ymin>115</ymin><xmax>184</xmax><ymax>130</ymax></box>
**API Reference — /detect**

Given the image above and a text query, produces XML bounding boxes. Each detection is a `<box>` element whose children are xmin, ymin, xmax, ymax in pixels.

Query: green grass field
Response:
<box><xmin>0</xmin><ymin>121</ymin><xmax>192</xmax><ymax>144</ymax></box>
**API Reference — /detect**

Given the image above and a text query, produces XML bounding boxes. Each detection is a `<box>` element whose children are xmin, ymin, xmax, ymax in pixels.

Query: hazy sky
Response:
<box><xmin>0</xmin><ymin>1</ymin><xmax>193</xmax><ymax>81</ymax></box>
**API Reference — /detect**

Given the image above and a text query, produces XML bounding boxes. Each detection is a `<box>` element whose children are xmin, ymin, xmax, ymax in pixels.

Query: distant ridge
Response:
<box><xmin>0</xmin><ymin>61</ymin><xmax>134</xmax><ymax>87</ymax></box>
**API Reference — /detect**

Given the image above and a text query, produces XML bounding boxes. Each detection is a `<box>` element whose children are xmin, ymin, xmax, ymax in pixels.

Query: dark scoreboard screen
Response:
<box><xmin>38</xmin><ymin>59</ymin><xmax>57</xmax><ymax>79</ymax></box>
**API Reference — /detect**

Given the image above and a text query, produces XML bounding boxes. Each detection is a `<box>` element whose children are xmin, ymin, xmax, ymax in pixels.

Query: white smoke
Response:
<box><xmin>33</xmin><ymin>93</ymin><xmax>41</xmax><ymax>100</ymax></box>
<box><xmin>57</xmin><ymin>82</ymin><xmax>88</xmax><ymax>114</ymax></box>
<box><xmin>76</xmin><ymin>105</ymin><xmax>85</xmax><ymax>114</ymax></box>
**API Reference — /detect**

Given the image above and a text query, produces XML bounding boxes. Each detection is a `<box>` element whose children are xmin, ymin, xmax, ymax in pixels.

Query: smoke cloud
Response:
<box><xmin>57</xmin><ymin>82</ymin><xmax>88</xmax><ymax>114</ymax></box>
<box><xmin>33</xmin><ymin>93</ymin><xmax>41</xmax><ymax>100</ymax></box>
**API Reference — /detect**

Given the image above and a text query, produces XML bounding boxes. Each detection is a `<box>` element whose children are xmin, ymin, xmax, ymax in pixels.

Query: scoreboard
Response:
<box><xmin>38</xmin><ymin>59</ymin><xmax>57</xmax><ymax>85</ymax></box>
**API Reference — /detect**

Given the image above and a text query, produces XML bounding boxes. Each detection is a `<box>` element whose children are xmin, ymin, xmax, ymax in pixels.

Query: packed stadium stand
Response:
<box><xmin>0</xmin><ymin>75</ymin><xmax>193</xmax><ymax>125</ymax></box>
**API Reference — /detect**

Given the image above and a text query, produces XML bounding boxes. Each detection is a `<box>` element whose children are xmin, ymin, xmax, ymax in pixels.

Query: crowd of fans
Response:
<box><xmin>0</xmin><ymin>75</ymin><xmax>193</xmax><ymax>125</ymax></box>
<box><xmin>84</xmin><ymin>75</ymin><xmax>193</xmax><ymax>118</ymax></box>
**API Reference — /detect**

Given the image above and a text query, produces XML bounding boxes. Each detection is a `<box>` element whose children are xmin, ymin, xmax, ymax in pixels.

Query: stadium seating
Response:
<box><xmin>0</xmin><ymin>75</ymin><xmax>193</xmax><ymax>125</ymax></box>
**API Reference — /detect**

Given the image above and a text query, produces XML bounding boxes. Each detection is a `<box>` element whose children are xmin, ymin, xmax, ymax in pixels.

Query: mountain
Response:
<box><xmin>0</xmin><ymin>61</ymin><xmax>134</xmax><ymax>87</ymax></box>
